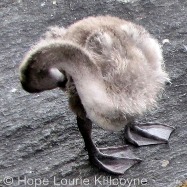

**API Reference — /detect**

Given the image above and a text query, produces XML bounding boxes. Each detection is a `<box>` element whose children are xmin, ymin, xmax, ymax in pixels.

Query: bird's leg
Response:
<box><xmin>124</xmin><ymin>121</ymin><xmax>175</xmax><ymax>146</ymax></box>
<box><xmin>77</xmin><ymin>116</ymin><xmax>141</xmax><ymax>174</ymax></box>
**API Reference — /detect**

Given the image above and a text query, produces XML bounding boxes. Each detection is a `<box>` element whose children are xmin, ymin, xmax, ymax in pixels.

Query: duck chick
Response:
<box><xmin>19</xmin><ymin>16</ymin><xmax>174</xmax><ymax>174</ymax></box>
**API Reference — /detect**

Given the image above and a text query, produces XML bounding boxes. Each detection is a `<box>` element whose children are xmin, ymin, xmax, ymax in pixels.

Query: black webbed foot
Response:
<box><xmin>77</xmin><ymin>116</ymin><xmax>141</xmax><ymax>174</ymax></box>
<box><xmin>125</xmin><ymin>122</ymin><xmax>175</xmax><ymax>146</ymax></box>
<box><xmin>90</xmin><ymin>146</ymin><xmax>141</xmax><ymax>175</ymax></box>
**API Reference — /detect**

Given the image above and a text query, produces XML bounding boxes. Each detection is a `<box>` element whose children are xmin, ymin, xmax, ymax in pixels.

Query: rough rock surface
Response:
<box><xmin>0</xmin><ymin>0</ymin><xmax>187</xmax><ymax>187</ymax></box>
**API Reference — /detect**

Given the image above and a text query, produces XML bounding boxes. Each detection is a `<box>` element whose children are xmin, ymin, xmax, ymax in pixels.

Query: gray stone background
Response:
<box><xmin>0</xmin><ymin>0</ymin><xmax>187</xmax><ymax>186</ymax></box>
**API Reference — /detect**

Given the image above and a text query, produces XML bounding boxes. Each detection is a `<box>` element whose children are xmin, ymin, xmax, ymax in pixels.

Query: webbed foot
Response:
<box><xmin>77</xmin><ymin>116</ymin><xmax>141</xmax><ymax>174</ymax></box>
<box><xmin>90</xmin><ymin>146</ymin><xmax>141</xmax><ymax>174</ymax></box>
<box><xmin>125</xmin><ymin>122</ymin><xmax>175</xmax><ymax>146</ymax></box>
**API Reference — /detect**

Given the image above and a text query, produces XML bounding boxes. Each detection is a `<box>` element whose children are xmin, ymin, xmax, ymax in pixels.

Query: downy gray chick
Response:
<box><xmin>19</xmin><ymin>16</ymin><xmax>174</xmax><ymax>174</ymax></box>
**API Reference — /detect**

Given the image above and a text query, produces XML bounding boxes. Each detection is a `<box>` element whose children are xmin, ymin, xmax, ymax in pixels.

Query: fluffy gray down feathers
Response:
<box><xmin>20</xmin><ymin>16</ymin><xmax>169</xmax><ymax>131</ymax></box>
